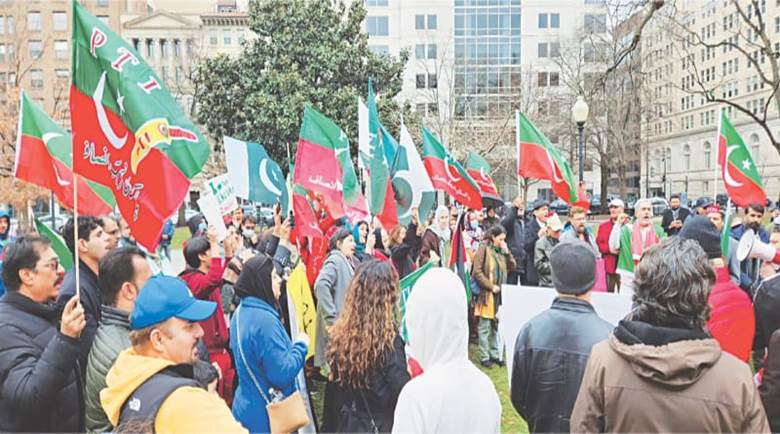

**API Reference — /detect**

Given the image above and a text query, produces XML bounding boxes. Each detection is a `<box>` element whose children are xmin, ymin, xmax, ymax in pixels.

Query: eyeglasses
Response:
<box><xmin>35</xmin><ymin>258</ymin><xmax>59</xmax><ymax>272</ymax></box>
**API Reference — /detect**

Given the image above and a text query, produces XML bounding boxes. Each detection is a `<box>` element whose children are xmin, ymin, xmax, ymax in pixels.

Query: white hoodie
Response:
<box><xmin>392</xmin><ymin>268</ymin><xmax>501</xmax><ymax>433</ymax></box>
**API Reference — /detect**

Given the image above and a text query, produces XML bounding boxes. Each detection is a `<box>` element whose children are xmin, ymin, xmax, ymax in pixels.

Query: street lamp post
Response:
<box><xmin>571</xmin><ymin>95</ymin><xmax>589</xmax><ymax>183</ymax></box>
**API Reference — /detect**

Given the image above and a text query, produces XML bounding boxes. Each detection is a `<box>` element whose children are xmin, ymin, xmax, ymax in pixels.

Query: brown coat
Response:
<box><xmin>419</xmin><ymin>228</ymin><xmax>442</xmax><ymax>266</ymax></box>
<box><xmin>472</xmin><ymin>244</ymin><xmax>516</xmax><ymax>292</ymax></box>
<box><xmin>571</xmin><ymin>333</ymin><xmax>770</xmax><ymax>433</ymax></box>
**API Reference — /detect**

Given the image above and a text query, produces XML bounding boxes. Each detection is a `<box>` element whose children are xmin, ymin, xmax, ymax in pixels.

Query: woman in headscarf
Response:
<box><xmin>419</xmin><ymin>206</ymin><xmax>450</xmax><ymax>266</ymax></box>
<box><xmin>392</xmin><ymin>268</ymin><xmax>501</xmax><ymax>433</ymax></box>
<box><xmin>322</xmin><ymin>261</ymin><xmax>410</xmax><ymax>432</ymax></box>
<box><xmin>351</xmin><ymin>220</ymin><xmax>373</xmax><ymax>266</ymax></box>
<box><xmin>314</xmin><ymin>228</ymin><xmax>356</xmax><ymax>369</ymax></box>
<box><xmin>230</xmin><ymin>254</ymin><xmax>309</xmax><ymax>433</ymax></box>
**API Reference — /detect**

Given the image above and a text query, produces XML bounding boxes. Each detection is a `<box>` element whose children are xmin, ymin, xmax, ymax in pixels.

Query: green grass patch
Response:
<box><xmin>172</xmin><ymin>226</ymin><xmax>190</xmax><ymax>250</ymax></box>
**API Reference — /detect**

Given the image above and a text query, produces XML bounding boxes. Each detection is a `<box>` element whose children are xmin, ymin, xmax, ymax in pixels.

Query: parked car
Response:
<box><xmin>650</xmin><ymin>197</ymin><xmax>669</xmax><ymax>216</ymax></box>
<box><xmin>590</xmin><ymin>194</ymin><xmax>601</xmax><ymax>212</ymax></box>
<box><xmin>549</xmin><ymin>199</ymin><xmax>570</xmax><ymax>215</ymax></box>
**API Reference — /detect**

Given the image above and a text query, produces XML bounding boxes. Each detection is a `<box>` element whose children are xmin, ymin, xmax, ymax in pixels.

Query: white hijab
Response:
<box><xmin>428</xmin><ymin>205</ymin><xmax>451</xmax><ymax>242</ymax></box>
<box><xmin>392</xmin><ymin>268</ymin><xmax>501</xmax><ymax>433</ymax></box>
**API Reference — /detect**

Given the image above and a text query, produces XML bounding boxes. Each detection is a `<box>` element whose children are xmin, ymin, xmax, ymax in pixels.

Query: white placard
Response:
<box><xmin>204</xmin><ymin>174</ymin><xmax>238</xmax><ymax>216</ymax></box>
<box><xmin>496</xmin><ymin>285</ymin><xmax>633</xmax><ymax>384</ymax></box>
<box><xmin>197</xmin><ymin>194</ymin><xmax>228</xmax><ymax>241</ymax></box>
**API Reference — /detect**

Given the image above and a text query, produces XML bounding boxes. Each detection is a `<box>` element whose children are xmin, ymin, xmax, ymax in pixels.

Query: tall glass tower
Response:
<box><xmin>453</xmin><ymin>0</ymin><xmax>522</xmax><ymax>120</ymax></box>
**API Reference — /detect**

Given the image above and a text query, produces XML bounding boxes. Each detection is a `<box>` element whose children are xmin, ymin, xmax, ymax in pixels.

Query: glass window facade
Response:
<box><xmin>454</xmin><ymin>0</ymin><xmax>521</xmax><ymax>119</ymax></box>
<box><xmin>367</xmin><ymin>16</ymin><xmax>389</xmax><ymax>36</ymax></box>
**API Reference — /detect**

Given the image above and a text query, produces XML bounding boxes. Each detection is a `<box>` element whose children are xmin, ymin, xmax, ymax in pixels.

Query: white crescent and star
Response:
<box><xmin>259</xmin><ymin>159</ymin><xmax>283</xmax><ymax>197</ymax></box>
<box><xmin>546</xmin><ymin>149</ymin><xmax>565</xmax><ymax>183</ymax></box>
<box><xmin>42</xmin><ymin>132</ymin><xmax>70</xmax><ymax>186</ymax></box>
<box><xmin>93</xmin><ymin>71</ymin><xmax>128</xmax><ymax>150</ymax></box>
<box><xmin>724</xmin><ymin>145</ymin><xmax>744</xmax><ymax>187</ymax></box>
<box><xmin>444</xmin><ymin>156</ymin><xmax>462</xmax><ymax>183</ymax></box>
<box><xmin>393</xmin><ymin>170</ymin><xmax>421</xmax><ymax>220</ymax></box>
<box><xmin>479</xmin><ymin>166</ymin><xmax>489</xmax><ymax>182</ymax></box>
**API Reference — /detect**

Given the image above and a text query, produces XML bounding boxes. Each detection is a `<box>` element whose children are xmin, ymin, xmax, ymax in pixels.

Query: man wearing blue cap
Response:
<box><xmin>100</xmin><ymin>276</ymin><xmax>247</xmax><ymax>433</ymax></box>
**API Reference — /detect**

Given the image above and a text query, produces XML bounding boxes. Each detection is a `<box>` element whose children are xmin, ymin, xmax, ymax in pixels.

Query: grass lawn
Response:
<box><xmin>172</xmin><ymin>226</ymin><xmax>190</xmax><ymax>250</ymax></box>
<box><xmin>306</xmin><ymin>345</ymin><xmax>528</xmax><ymax>433</ymax></box>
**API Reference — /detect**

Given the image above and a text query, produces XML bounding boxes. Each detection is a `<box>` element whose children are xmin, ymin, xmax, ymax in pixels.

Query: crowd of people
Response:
<box><xmin>1</xmin><ymin>191</ymin><xmax>780</xmax><ymax>433</ymax></box>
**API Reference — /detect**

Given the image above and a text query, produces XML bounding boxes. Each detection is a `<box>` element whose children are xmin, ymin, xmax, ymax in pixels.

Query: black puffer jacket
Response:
<box><xmin>501</xmin><ymin>206</ymin><xmax>526</xmax><ymax>275</ymax></box>
<box><xmin>0</xmin><ymin>290</ymin><xmax>84</xmax><ymax>432</ymax></box>
<box><xmin>511</xmin><ymin>297</ymin><xmax>612</xmax><ymax>433</ymax></box>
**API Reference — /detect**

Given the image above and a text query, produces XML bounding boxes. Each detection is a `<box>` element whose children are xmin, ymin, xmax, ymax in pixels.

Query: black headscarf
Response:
<box><xmin>234</xmin><ymin>254</ymin><xmax>276</xmax><ymax>307</ymax></box>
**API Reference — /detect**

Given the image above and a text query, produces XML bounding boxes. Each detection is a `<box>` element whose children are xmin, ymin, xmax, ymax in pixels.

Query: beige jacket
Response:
<box><xmin>571</xmin><ymin>332</ymin><xmax>769</xmax><ymax>433</ymax></box>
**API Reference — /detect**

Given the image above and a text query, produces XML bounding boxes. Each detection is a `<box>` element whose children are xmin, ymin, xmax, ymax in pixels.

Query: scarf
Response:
<box><xmin>631</xmin><ymin>222</ymin><xmax>659</xmax><ymax>262</ymax></box>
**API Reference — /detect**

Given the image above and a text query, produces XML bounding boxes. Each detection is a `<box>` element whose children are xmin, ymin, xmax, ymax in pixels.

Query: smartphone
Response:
<box><xmin>289</xmin><ymin>211</ymin><xmax>295</xmax><ymax>229</ymax></box>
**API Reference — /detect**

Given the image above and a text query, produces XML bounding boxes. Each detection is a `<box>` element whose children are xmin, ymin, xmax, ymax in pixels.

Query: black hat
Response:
<box><xmin>550</xmin><ymin>240</ymin><xmax>596</xmax><ymax>295</ymax></box>
<box><xmin>679</xmin><ymin>216</ymin><xmax>722</xmax><ymax>259</ymax></box>
<box><xmin>694</xmin><ymin>197</ymin><xmax>714</xmax><ymax>209</ymax></box>
<box><xmin>532</xmin><ymin>199</ymin><xmax>549</xmax><ymax>211</ymax></box>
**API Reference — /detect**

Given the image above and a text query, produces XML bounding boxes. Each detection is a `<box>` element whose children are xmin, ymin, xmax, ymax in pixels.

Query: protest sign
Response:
<box><xmin>204</xmin><ymin>174</ymin><xmax>239</xmax><ymax>216</ymax></box>
<box><xmin>197</xmin><ymin>194</ymin><xmax>228</xmax><ymax>241</ymax></box>
<box><xmin>497</xmin><ymin>285</ymin><xmax>632</xmax><ymax>384</ymax></box>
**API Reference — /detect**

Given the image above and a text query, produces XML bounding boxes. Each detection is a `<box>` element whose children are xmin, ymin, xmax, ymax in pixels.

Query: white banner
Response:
<box><xmin>496</xmin><ymin>285</ymin><xmax>633</xmax><ymax>384</ymax></box>
<box><xmin>196</xmin><ymin>194</ymin><xmax>228</xmax><ymax>241</ymax></box>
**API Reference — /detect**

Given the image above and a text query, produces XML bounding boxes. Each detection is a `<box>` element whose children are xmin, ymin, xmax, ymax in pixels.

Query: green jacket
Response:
<box><xmin>85</xmin><ymin>305</ymin><xmax>131</xmax><ymax>433</ymax></box>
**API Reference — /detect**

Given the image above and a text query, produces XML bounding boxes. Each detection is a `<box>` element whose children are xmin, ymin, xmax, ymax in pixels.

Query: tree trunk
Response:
<box><xmin>600</xmin><ymin>160</ymin><xmax>609</xmax><ymax>214</ymax></box>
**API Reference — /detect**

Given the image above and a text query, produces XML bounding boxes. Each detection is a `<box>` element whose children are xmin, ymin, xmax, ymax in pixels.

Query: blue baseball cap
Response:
<box><xmin>131</xmin><ymin>276</ymin><xmax>217</xmax><ymax>330</ymax></box>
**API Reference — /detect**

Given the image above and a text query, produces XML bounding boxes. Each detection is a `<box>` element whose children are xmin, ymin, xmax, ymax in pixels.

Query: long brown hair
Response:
<box><xmin>326</xmin><ymin>260</ymin><xmax>400</xmax><ymax>388</ymax></box>
<box><xmin>388</xmin><ymin>224</ymin><xmax>405</xmax><ymax>248</ymax></box>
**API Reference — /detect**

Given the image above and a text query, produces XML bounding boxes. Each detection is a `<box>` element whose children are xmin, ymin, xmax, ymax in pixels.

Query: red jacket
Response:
<box><xmin>596</xmin><ymin>219</ymin><xmax>618</xmax><ymax>274</ymax></box>
<box><xmin>179</xmin><ymin>257</ymin><xmax>228</xmax><ymax>353</ymax></box>
<box><xmin>708</xmin><ymin>266</ymin><xmax>755</xmax><ymax>362</ymax></box>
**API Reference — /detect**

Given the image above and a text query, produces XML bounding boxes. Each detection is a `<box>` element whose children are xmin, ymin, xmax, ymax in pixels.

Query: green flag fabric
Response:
<box><xmin>35</xmin><ymin>217</ymin><xmax>73</xmax><ymax>272</ymax></box>
<box><xmin>399</xmin><ymin>262</ymin><xmax>434</xmax><ymax>342</ymax></box>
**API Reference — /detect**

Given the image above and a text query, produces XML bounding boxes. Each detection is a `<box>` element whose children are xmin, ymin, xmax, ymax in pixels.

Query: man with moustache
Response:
<box><xmin>100</xmin><ymin>276</ymin><xmax>247</xmax><ymax>433</ymax></box>
<box><xmin>731</xmin><ymin>203</ymin><xmax>771</xmax><ymax>295</ymax></box>
<box><xmin>0</xmin><ymin>236</ymin><xmax>86</xmax><ymax>431</ymax></box>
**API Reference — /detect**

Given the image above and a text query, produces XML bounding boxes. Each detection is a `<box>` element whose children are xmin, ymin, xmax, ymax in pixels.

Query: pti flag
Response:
<box><xmin>14</xmin><ymin>91</ymin><xmax>115</xmax><ymax>216</ymax></box>
<box><xmin>399</xmin><ymin>261</ymin><xmax>434</xmax><ymax>342</ymax></box>
<box><xmin>421</xmin><ymin>128</ymin><xmax>482</xmax><ymax>210</ymax></box>
<box><xmin>293</xmin><ymin>105</ymin><xmax>359</xmax><ymax>218</ymax></box>
<box><xmin>34</xmin><ymin>216</ymin><xmax>74</xmax><ymax>272</ymax></box>
<box><xmin>516</xmin><ymin>111</ymin><xmax>578</xmax><ymax>204</ymax></box>
<box><xmin>70</xmin><ymin>1</ymin><xmax>209</xmax><ymax>250</ymax></box>
<box><xmin>391</xmin><ymin>120</ymin><xmax>435</xmax><ymax>225</ymax></box>
<box><xmin>366</xmin><ymin>80</ymin><xmax>399</xmax><ymax>229</ymax></box>
<box><xmin>465</xmin><ymin>152</ymin><xmax>500</xmax><ymax>198</ymax></box>
<box><xmin>224</xmin><ymin>136</ymin><xmax>289</xmax><ymax>214</ymax></box>
<box><xmin>717</xmin><ymin>109</ymin><xmax>766</xmax><ymax>207</ymax></box>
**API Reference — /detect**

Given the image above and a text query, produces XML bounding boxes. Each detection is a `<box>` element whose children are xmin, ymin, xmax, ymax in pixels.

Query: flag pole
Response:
<box><xmin>73</xmin><ymin>174</ymin><xmax>80</xmax><ymax>299</ymax></box>
<box><xmin>714</xmin><ymin>106</ymin><xmax>722</xmax><ymax>201</ymax></box>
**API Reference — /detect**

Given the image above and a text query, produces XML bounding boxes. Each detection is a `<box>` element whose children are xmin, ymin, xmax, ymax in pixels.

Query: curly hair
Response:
<box><xmin>633</xmin><ymin>237</ymin><xmax>715</xmax><ymax>330</ymax></box>
<box><xmin>326</xmin><ymin>260</ymin><xmax>400</xmax><ymax>389</ymax></box>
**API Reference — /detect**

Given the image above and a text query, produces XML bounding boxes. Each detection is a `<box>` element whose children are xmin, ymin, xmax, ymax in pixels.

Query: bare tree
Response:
<box><xmin>662</xmin><ymin>0</ymin><xmax>780</xmax><ymax>157</ymax></box>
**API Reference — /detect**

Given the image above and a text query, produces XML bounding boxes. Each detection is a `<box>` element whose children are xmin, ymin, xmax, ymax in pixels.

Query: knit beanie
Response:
<box><xmin>679</xmin><ymin>216</ymin><xmax>722</xmax><ymax>259</ymax></box>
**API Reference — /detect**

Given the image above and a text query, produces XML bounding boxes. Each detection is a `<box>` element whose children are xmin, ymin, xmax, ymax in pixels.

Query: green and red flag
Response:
<box><xmin>421</xmin><ymin>128</ymin><xmax>482</xmax><ymax>210</ymax></box>
<box><xmin>70</xmin><ymin>1</ymin><xmax>208</xmax><ymax>250</ymax></box>
<box><xmin>293</xmin><ymin>105</ymin><xmax>359</xmax><ymax>219</ymax></box>
<box><xmin>717</xmin><ymin>109</ymin><xmax>766</xmax><ymax>207</ymax></box>
<box><xmin>399</xmin><ymin>260</ymin><xmax>434</xmax><ymax>342</ymax></box>
<box><xmin>14</xmin><ymin>91</ymin><xmax>115</xmax><ymax>216</ymax></box>
<box><xmin>448</xmin><ymin>212</ymin><xmax>472</xmax><ymax>301</ymax></box>
<box><xmin>465</xmin><ymin>152</ymin><xmax>500</xmax><ymax>199</ymax></box>
<box><xmin>516</xmin><ymin>111</ymin><xmax>578</xmax><ymax>204</ymax></box>
<box><xmin>366</xmin><ymin>80</ymin><xmax>398</xmax><ymax>230</ymax></box>
<box><xmin>35</xmin><ymin>216</ymin><xmax>74</xmax><ymax>272</ymax></box>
